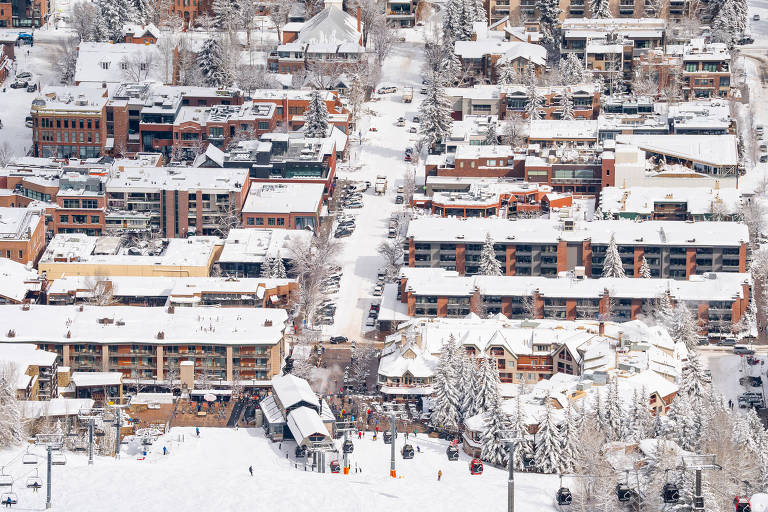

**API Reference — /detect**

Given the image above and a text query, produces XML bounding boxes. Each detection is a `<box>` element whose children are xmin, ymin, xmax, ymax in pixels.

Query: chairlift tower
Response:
<box><xmin>106</xmin><ymin>398</ymin><xmax>131</xmax><ymax>459</ymax></box>
<box><xmin>390</xmin><ymin>412</ymin><xmax>397</xmax><ymax>478</ymax></box>
<box><xmin>33</xmin><ymin>434</ymin><xmax>64</xmax><ymax>510</ymax></box>
<box><xmin>336</xmin><ymin>420</ymin><xmax>356</xmax><ymax>475</ymax></box>
<box><xmin>499</xmin><ymin>434</ymin><xmax>525</xmax><ymax>512</ymax></box>
<box><xmin>78</xmin><ymin>407</ymin><xmax>106</xmax><ymax>466</ymax></box>
<box><xmin>680</xmin><ymin>454</ymin><xmax>722</xmax><ymax>512</ymax></box>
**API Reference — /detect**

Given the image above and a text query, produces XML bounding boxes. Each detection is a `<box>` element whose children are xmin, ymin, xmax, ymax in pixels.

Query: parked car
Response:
<box><xmin>373</xmin><ymin>284</ymin><xmax>383</xmax><ymax>296</ymax></box>
<box><xmin>329</xmin><ymin>336</ymin><xmax>348</xmax><ymax>344</ymax></box>
<box><xmin>26</xmin><ymin>83</ymin><xmax>37</xmax><ymax>92</ymax></box>
<box><xmin>734</xmin><ymin>345</ymin><xmax>756</xmax><ymax>355</ymax></box>
<box><xmin>754</xmin><ymin>14</ymin><xmax>761</xmax><ymax>20</ymax></box>
<box><xmin>24</xmin><ymin>116</ymin><xmax>33</xmax><ymax>128</ymax></box>
<box><xmin>10</xmin><ymin>80</ymin><xmax>28</xmax><ymax>89</ymax></box>
<box><xmin>377</xmin><ymin>86</ymin><xmax>397</xmax><ymax>94</ymax></box>
<box><xmin>396</xmin><ymin>117</ymin><xmax>406</xmax><ymax>127</ymax></box>
<box><xmin>761</xmin><ymin>152</ymin><xmax>768</xmax><ymax>163</ymax></box>
<box><xmin>413</xmin><ymin>115</ymin><xmax>420</xmax><ymax>123</ymax></box>
<box><xmin>344</xmin><ymin>202</ymin><xmax>364</xmax><ymax>209</ymax></box>
<box><xmin>370</xmin><ymin>304</ymin><xmax>381</xmax><ymax>312</ymax></box>
<box><xmin>395</xmin><ymin>195</ymin><xmax>404</xmax><ymax>204</ymax></box>
<box><xmin>717</xmin><ymin>338</ymin><xmax>737</xmax><ymax>346</ymax></box>
<box><xmin>409</xmin><ymin>126</ymin><xmax>417</xmax><ymax>133</ymax></box>
<box><xmin>365</xmin><ymin>317</ymin><xmax>376</xmax><ymax>327</ymax></box>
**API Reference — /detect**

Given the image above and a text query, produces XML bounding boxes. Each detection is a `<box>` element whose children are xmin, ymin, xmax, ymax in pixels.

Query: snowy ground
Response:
<box><xmin>701</xmin><ymin>350</ymin><xmax>767</xmax><ymax>410</ymax></box>
<box><xmin>0</xmin><ymin>427</ymin><xmax>559</xmax><ymax>512</ymax></box>
<box><xmin>330</xmin><ymin>33</ymin><xmax>427</xmax><ymax>340</ymax></box>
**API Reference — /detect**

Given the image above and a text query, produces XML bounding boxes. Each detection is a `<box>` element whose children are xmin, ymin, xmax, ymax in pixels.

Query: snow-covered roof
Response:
<box><xmin>218</xmin><ymin>228</ymin><xmax>312</xmax><ymax>264</ymax></box>
<box><xmin>600</xmin><ymin>185</ymin><xmax>741</xmax><ymax>216</ymax></box>
<box><xmin>0</xmin><ymin>207</ymin><xmax>44</xmax><ymax>242</ymax></box>
<box><xmin>498</xmin><ymin>43</ymin><xmax>547</xmax><ymax>66</ymax></box>
<box><xmin>296</xmin><ymin>6</ymin><xmax>361</xmax><ymax>46</ymax></box>
<box><xmin>23</xmin><ymin>398</ymin><xmax>95</xmax><ymax>419</ymax></box>
<box><xmin>70</xmin><ymin>372</ymin><xmax>123</xmax><ymax>387</ymax></box>
<box><xmin>615</xmin><ymin>134</ymin><xmax>738</xmax><ymax>167</ymax></box>
<box><xmin>0</xmin><ymin>304</ymin><xmax>287</xmax><ymax>346</ymax></box>
<box><xmin>259</xmin><ymin>395</ymin><xmax>284</xmax><ymax>425</ymax></box>
<box><xmin>108</xmin><ymin>167</ymin><xmax>248</xmax><ymax>192</ymax></box>
<box><xmin>75</xmin><ymin>42</ymin><xmax>163</xmax><ymax>84</ymax></box>
<box><xmin>406</xmin><ymin>217</ymin><xmax>749</xmax><ymax>247</ymax></box>
<box><xmin>271</xmin><ymin>374</ymin><xmax>320</xmax><ymax>410</ymax></box>
<box><xmin>529</xmin><ymin>120</ymin><xmax>598</xmax><ymax>139</ymax></box>
<box><xmin>0</xmin><ymin>258</ymin><xmax>40</xmax><ymax>302</ymax></box>
<box><xmin>0</xmin><ymin>343</ymin><xmax>57</xmax><ymax>369</ymax></box>
<box><xmin>286</xmin><ymin>406</ymin><xmax>330</xmax><ymax>445</ymax></box>
<box><xmin>454</xmin><ymin>40</ymin><xmax>545</xmax><ymax>66</ymax></box>
<box><xmin>123</xmin><ymin>23</ymin><xmax>161</xmax><ymax>39</ymax></box>
<box><xmin>242</xmin><ymin>182</ymin><xmax>324</xmax><ymax>214</ymax></box>
<box><xmin>378</xmin><ymin>340</ymin><xmax>438</xmax><ymax>378</ymax></box>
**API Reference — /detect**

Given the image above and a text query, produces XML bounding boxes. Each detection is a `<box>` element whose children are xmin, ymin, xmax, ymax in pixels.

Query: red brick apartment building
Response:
<box><xmin>0</xmin><ymin>207</ymin><xmax>46</xmax><ymax>265</ymax></box>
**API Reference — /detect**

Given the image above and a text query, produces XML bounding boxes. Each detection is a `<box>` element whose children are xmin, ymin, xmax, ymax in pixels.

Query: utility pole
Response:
<box><xmin>390</xmin><ymin>412</ymin><xmax>396</xmax><ymax>478</ymax></box>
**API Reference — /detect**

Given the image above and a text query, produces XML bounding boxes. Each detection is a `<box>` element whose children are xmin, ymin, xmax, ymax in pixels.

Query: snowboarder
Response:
<box><xmin>437</xmin><ymin>470</ymin><xmax>442</xmax><ymax>481</ymax></box>
<box><xmin>249</xmin><ymin>465</ymin><xmax>253</xmax><ymax>476</ymax></box>
<box><xmin>163</xmin><ymin>446</ymin><xmax>167</xmax><ymax>455</ymax></box>
<box><xmin>195</xmin><ymin>427</ymin><xmax>200</xmax><ymax>437</ymax></box>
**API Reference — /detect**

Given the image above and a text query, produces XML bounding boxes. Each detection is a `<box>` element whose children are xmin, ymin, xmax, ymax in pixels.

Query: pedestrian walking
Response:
<box><xmin>249</xmin><ymin>465</ymin><xmax>253</xmax><ymax>476</ymax></box>
<box><xmin>437</xmin><ymin>470</ymin><xmax>442</xmax><ymax>481</ymax></box>
<box><xmin>417</xmin><ymin>446</ymin><xmax>420</xmax><ymax>453</ymax></box>
<box><xmin>163</xmin><ymin>446</ymin><xmax>167</xmax><ymax>455</ymax></box>
<box><xmin>728</xmin><ymin>399</ymin><xmax>733</xmax><ymax>409</ymax></box>
<box><xmin>195</xmin><ymin>427</ymin><xmax>200</xmax><ymax>437</ymax></box>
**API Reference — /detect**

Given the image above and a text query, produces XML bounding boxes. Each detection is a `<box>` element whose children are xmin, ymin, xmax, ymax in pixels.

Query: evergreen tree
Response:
<box><xmin>443</xmin><ymin>50</ymin><xmax>463</xmax><ymax>85</ymax></box>
<box><xmin>95</xmin><ymin>0</ymin><xmax>139</xmax><ymax>42</ymax></box>
<box><xmin>525</xmin><ymin>70</ymin><xmax>543</xmax><ymax>121</ymax></box>
<box><xmin>663</xmin><ymin>395</ymin><xmax>696</xmax><ymax>451</ymax></box>
<box><xmin>593</xmin><ymin>386</ymin><xmax>609</xmax><ymax>439</ymax></box>
<box><xmin>480</xmin><ymin>390</ymin><xmax>512</xmax><ymax>466</ymax></box>
<box><xmin>654</xmin><ymin>292</ymin><xmax>674</xmax><ymax>328</ymax></box>
<box><xmin>680</xmin><ymin>351</ymin><xmax>708</xmax><ymax>402</ymax></box>
<box><xmin>712</xmin><ymin>0</ymin><xmax>747</xmax><ymax>46</ymax></box>
<box><xmin>509</xmin><ymin>393</ymin><xmax>533</xmax><ymax>470</ymax></box>
<box><xmin>601</xmin><ymin>233</ymin><xmax>626</xmax><ymax>278</ymax></box>
<box><xmin>560</xmin><ymin>401</ymin><xmax>579</xmax><ymax>473</ymax></box>
<box><xmin>590</xmin><ymin>0</ymin><xmax>612</xmax><ymax>18</ymax></box>
<box><xmin>272</xmin><ymin>252</ymin><xmax>288</xmax><ymax>279</ymax></box>
<box><xmin>419</xmin><ymin>72</ymin><xmax>453</xmax><ymax>149</ymax></box>
<box><xmin>460</xmin><ymin>354</ymin><xmax>479</xmax><ymax>419</ymax></box>
<box><xmin>212</xmin><ymin>0</ymin><xmax>239</xmax><ymax>30</ymax></box>
<box><xmin>497</xmin><ymin>61</ymin><xmax>521</xmax><ymax>85</ymax></box>
<box><xmin>304</xmin><ymin>91</ymin><xmax>330</xmax><ymax>138</ymax></box>
<box><xmin>668</xmin><ymin>303</ymin><xmax>698</xmax><ymax>351</ymax></box>
<box><xmin>639</xmin><ymin>255</ymin><xmax>652</xmax><ymax>278</ymax></box>
<box><xmin>0</xmin><ymin>365</ymin><xmax>25</xmax><ymax>447</ymax></box>
<box><xmin>478</xmin><ymin>233</ymin><xmax>503</xmax><ymax>276</ymax></box>
<box><xmin>534</xmin><ymin>392</ymin><xmax>563</xmax><ymax>473</ymax></box>
<box><xmin>536</xmin><ymin>0</ymin><xmax>562</xmax><ymax>65</ymax></box>
<box><xmin>197</xmin><ymin>37</ymin><xmax>233</xmax><ymax>88</ymax></box>
<box><xmin>472</xmin><ymin>0</ymin><xmax>487</xmax><ymax>23</ymax></box>
<box><xmin>483</xmin><ymin>122</ymin><xmax>499</xmax><ymax>145</ymax></box>
<box><xmin>627</xmin><ymin>387</ymin><xmax>652</xmax><ymax>442</ymax></box>
<box><xmin>560</xmin><ymin>90</ymin><xmax>574</xmax><ymax>120</ymax></box>
<box><xmin>473</xmin><ymin>356</ymin><xmax>502</xmax><ymax>414</ymax></box>
<box><xmin>431</xmin><ymin>336</ymin><xmax>461</xmax><ymax>432</ymax></box>
<box><xmin>561</xmin><ymin>53</ymin><xmax>585</xmax><ymax>85</ymax></box>
<box><xmin>260</xmin><ymin>257</ymin><xmax>275</xmax><ymax>278</ymax></box>
<box><xmin>604</xmin><ymin>378</ymin><xmax>623</xmax><ymax>440</ymax></box>
<box><xmin>137</xmin><ymin>0</ymin><xmax>157</xmax><ymax>24</ymax></box>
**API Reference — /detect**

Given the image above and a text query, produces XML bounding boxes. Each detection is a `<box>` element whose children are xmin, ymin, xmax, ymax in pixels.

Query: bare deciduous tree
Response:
<box><xmin>70</xmin><ymin>2</ymin><xmax>100</xmax><ymax>41</ymax></box>
<box><xmin>47</xmin><ymin>36</ymin><xmax>79</xmax><ymax>85</ymax></box>
<box><xmin>268</xmin><ymin>0</ymin><xmax>293</xmax><ymax>43</ymax></box>
<box><xmin>307</xmin><ymin>60</ymin><xmax>345</xmax><ymax>90</ymax></box>
<box><xmin>121</xmin><ymin>51</ymin><xmax>158</xmax><ymax>82</ymax></box>
<box><xmin>215</xmin><ymin>199</ymin><xmax>241</xmax><ymax>238</ymax></box>
<box><xmin>0</xmin><ymin>142</ymin><xmax>16</xmax><ymax>168</ymax></box>
<box><xmin>501</xmin><ymin>113</ymin><xmax>526</xmax><ymax>148</ymax></box>
<box><xmin>377</xmin><ymin>232</ymin><xmax>404</xmax><ymax>281</ymax></box>
<box><xmin>371</xmin><ymin>19</ymin><xmax>395</xmax><ymax>67</ymax></box>
<box><xmin>287</xmin><ymin>235</ymin><xmax>340</xmax><ymax>328</ymax></box>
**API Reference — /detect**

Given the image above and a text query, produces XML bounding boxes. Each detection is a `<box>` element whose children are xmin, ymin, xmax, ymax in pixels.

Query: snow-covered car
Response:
<box><xmin>345</xmin><ymin>202</ymin><xmax>364</xmax><ymax>209</ymax></box>
<box><xmin>16</xmin><ymin>72</ymin><xmax>32</xmax><ymax>81</ymax></box>
<box><xmin>395</xmin><ymin>195</ymin><xmax>404</xmax><ymax>204</ymax></box>
<box><xmin>377</xmin><ymin>86</ymin><xmax>397</xmax><ymax>94</ymax></box>
<box><xmin>24</xmin><ymin>116</ymin><xmax>33</xmax><ymax>128</ymax></box>
<box><xmin>365</xmin><ymin>317</ymin><xmax>376</xmax><ymax>327</ymax></box>
<box><xmin>408</xmin><ymin>126</ymin><xmax>417</xmax><ymax>133</ymax></box>
<box><xmin>373</xmin><ymin>284</ymin><xmax>383</xmax><ymax>296</ymax></box>
<box><xmin>754</xmin><ymin>14</ymin><xmax>760</xmax><ymax>20</ymax></box>
<box><xmin>26</xmin><ymin>83</ymin><xmax>37</xmax><ymax>92</ymax></box>
<box><xmin>10</xmin><ymin>80</ymin><xmax>28</xmax><ymax>89</ymax></box>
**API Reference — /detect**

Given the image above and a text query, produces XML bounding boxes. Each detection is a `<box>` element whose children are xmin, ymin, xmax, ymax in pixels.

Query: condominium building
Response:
<box><xmin>405</xmin><ymin>217</ymin><xmax>748</xmax><ymax>278</ymax></box>
<box><xmin>0</xmin><ymin>206</ymin><xmax>46</xmax><ymax>265</ymax></box>
<box><xmin>0</xmin><ymin>304</ymin><xmax>288</xmax><ymax>382</ymax></box>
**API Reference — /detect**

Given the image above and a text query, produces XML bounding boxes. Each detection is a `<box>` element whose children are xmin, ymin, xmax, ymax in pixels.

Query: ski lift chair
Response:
<box><xmin>662</xmin><ymin>482</ymin><xmax>680</xmax><ymax>504</ymax></box>
<box><xmin>470</xmin><ymin>459</ymin><xmax>483</xmax><ymax>475</ymax></box>
<box><xmin>446</xmin><ymin>445</ymin><xmax>459</xmax><ymax>461</ymax></box>
<box><xmin>523</xmin><ymin>455</ymin><xmax>536</xmax><ymax>470</ymax></box>
<box><xmin>51</xmin><ymin>451</ymin><xmax>66</xmax><ymax>466</ymax></box>
<box><xmin>25</xmin><ymin>469</ymin><xmax>42</xmax><ymax>489</ymax></box>
<box><xmin>735</xmin><ymin>497</ymin><xmax>752</xmax><ymax>512</ymax></box>
<box><xmin>343</xmin><ymin>440</ymin><xmax>354</xmax><ymax>454</ymax></box>
<box><xmin>330</xmin><ymin>460</ymin><xmax>341</xmax><ymax>473</ymax></box>
<box><xmin>22</xmin><ymin>448</ymin><xmax>37</xmax><ymax>465</ymax></box>
<box><xmin>295</xmin><ymin>445</ymin><xmax>308</xmax><ymax>458</ymax></box>
<box><xmin>616</xmin><ymin>483</ymin><xmax>632</xmax><ymax>502</ymax></box>
<box><xmin>0</xmin><ymin>491</ymin><xmax>17</xmax><ymax>506</ymax></box>
<box><xmin>557</xmin><ymin>487</ymin><xmax>573</xmax><ymax>506</ymax></box>
<box><xmin>0</xmin><ymin>468</ymin><xmax>12</xmax><ymax>487</ymax></box>
<box><xmin>401</xmin><ymin>444</ymin><xmax>414</xmax><ymax>459</ymax></box>
<box><xmin>383</xmin><ymin>431</ymin><xmax>392</xmax><ymax>444</ymax></box>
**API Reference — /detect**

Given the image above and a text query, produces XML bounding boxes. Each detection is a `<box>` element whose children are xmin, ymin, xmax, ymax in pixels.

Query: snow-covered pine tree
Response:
<box><xmin>525</xmin><ymin>70</ymin><xmax>543</xmax><ymax>121</ymax></box>
<box><xmin>304</xmin><ymin>91</ymin><xmax>330</xmax><ymax>138</ymax></box>
<box><xmin>483</xmin><ymin>122</ymin><xmax>498</xmax><ymax>145</ymax></box>
<box><xmin>478</xmin><ymin>233</ymin><xmax>503</xmax><ymax>276</ymax></box>
<box><xmin>534</xmin><ymin>391</ymin><xmax>563</xmax><ymax>473</ymax></box>
<box><xmin>137</xmin><ymin>0</ymin><xmax>157</xmax><ymax>25</ymax></box>
<box><xmin>95</xmin><ymin>0</ymin><xmax>139</xmax><ymax>42</ymax></box>
<box><xmin>536</xmin><ymin>0</ymin><xmax>562</xmax><ymax>65</ymax></box>
<box><xmin>212</xmin><ymin>0</ymin><xmax>239</xmax><ymax>30</ymax></box>
<box><xmin>497</xmin><ymin>61</ymin><xmax>521</xmax><ymax>85</ymax></box>
<box><xmin>590</xmin><ymin>0</ymin><xmax>612</xmax><ymax>18</ymax></box>
<box><xmin>431</xmin><ymin>336</ymin><xmax>461</xmax><ymax>432</ymax></box>
<box><xmin>593</xmin><ymin>386</ymin><xmax>609</xmax><ymax>439</ymax></box>
<box><xmin>560</xmin><ymin>89</ymin><xmax>574</xmax><ymax>120</ymax></box>
<box><xmin>604</xmin><ymin>378</ymin><xmax>623</xmax><ymax>440</ymax></box>
<box><xmin>457</xmin><ymin>0</ymin><xmax>476</xmax><ymax>41</ymax></box>
<box><xmin>197</xmin><ymin>37</ymin><xmax>233</xmax><ymax>88</ymax></box>
<box><xmin>560</xmin><ymin>400</ymin><xmax>579</xmax><ymax>473</ymax></box>
<box><xmin>509</xmin><ymin>393</ymin><xmax>533</xmax><ymax>470</ymax></box>
<box><xmin>261</xmin><ymin>257</ymin><xmax>274</xmax><ymax>278</ymax></box>
<box><xmin>561</xmin><ymin>53</ymin><xmax>585</xmax><ymax>85</ymax></box>
<box><xmin>472</xmin><ymin>0</ymin><xmax>487</xmax><ymax>23</ymax></box>
<box><xmin>480</xmin><ymin>390</ymin><xmax>512</xmax><ymax>466</ymax></box>
<box><xmin>0</xmin><ymin>364</ymin><xmax>26</xmax><ymax>447</ymax></box>
<box><xmin>663</xmin><ymin>395</ymin><xmax>696</xmax><ymax>451</ymax></box>
<box><xmin>419</xmin><ymin>72</ymin><xmax>453</xmax><ymax>149</ymax></box>
<box><xmin>639</xmin><ymin>255</ymin><xmax>651</xmax><ymax>278</ymax></box>
<box><xmin>735</xmin><ymin>295</ymin><xmax>757</xmax><ymax>338</ymax></box>
<box><xmin>460</xmin><ymin>353</ymin><xmax>479</xmax><ymax>419</ymax></box>
<box><xmin>679</xmin><ymin>351</ymin><xmax>708</xmax><ymax>401</ymax></box>
<box><xmin>272</xmin><ymin>252</ymin><xmax>288</xmax><ymax>279</ymax></box>
<box><xmin>668</xmin><ymin>303</ymin><xmax>698</xmax><ymax>351</ymax></box>
<box><xmin>627</xmin><ymin>387</ymin><xmax>652</xmax><ymax>442</ymax></box>
<box><xmin>713</xmin><ymin>0</ymin><xmax>747</xmax><ymax>46</ymax></box>
<box><xmin>473</xmin><ymin>356</ymin><xmax>500</xmax><ymax>413</ymax></box>
<box><xmin>654</xmin><ymin>292</ymin><xmax>674</xmax><ymax>328</ymax></box>
<box><xmin>442</xmin><ymin>0</ymin><xmax>463</xmax><ymax>44</ymax></box>
<box><xmin>443</xmin><ymin>51</ymin><xmax>463</xmax><ymax>85</ymax></box>
<box><xmin>601</xmin><ymin>233</ymin><xmax>626</xmax><ymax>278</ymax></box>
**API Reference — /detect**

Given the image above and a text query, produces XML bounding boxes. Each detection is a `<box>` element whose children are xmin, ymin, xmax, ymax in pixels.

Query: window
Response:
<box><xmin>247</xmin><ymin>217</ymin><xmax>254</xmax><ymax>225</ymax></box>
<box><xmin>267</xmin><ymin>218</ymin><xmax>276</xmax><ymax>226</ymax></box>
<box><xmin>209</xmin><ymin>127</ymin><xmax>224</xmax><ymax>138</ymax></box>
<box><xmin>62</xmin><ymin>199</ymin><xmax>79</xmax><ymax>209</ymax></box>
<box><xmin>100</xmin><ymin>61</ymin><xmax>110</xmax><ymax>70</ymax></box>
<box><xmin>121</xmin><ymin>62</ymin><xmax>128</xmax><ymax>70</ymax></box>
<box><xmin>90</xmin><ymin>216</ymin><xmax>100</xmax><ymax>224</ymax></box>
<box><xmin>685</xmin><ymin>63</ymin><xmax>697</xmax><ymax>72</ymax></box>
<box><xmin>255</xmin><ymin>218</ymin><xmax>264</xmax><ymax>225</ymax></box>
<box><xmin>59</xmin><ymin>215</ymin><xmax>69</xmax><ymax>223</ymax></box>
<box><xmin>277</xmin><ymin>218</ymin><xmax>285</xmax><ymax>226</ymax></box>
<box><xmin>257</xmin><ymin>121</ymin><xmax>269</xmax><ymax>130</ymax></box>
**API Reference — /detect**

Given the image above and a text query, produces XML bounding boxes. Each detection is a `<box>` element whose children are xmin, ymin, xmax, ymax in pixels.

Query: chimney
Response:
<box><xmin>598</xmin><ymin>321</ymin><xmax>605</xmax><ymax>336</ymax></box>
<box><xmin>357</xmin><ymin>7</ymin><xmax>361</xmax><ymax>33</ymax></box>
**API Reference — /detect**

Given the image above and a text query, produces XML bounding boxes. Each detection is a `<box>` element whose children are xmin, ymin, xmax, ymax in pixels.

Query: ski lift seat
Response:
<box><xmin>735</xmin><ymin>498</ymin><xmax>751</xmax><ymax>512</ymax></box>
<box><xmin>343</xmin><ymin>440</ymin><xmax>354</xmax><ymax>454</ymax></box>
<box><xmin>662</xmin><ymin>483</ymin><xmax>679</xmax><ymax>504</ymax></box>
<box><xmin>295</xmin><ymin>445</ymin><xmax>307</xmax><ymax>458</ymax></box>
<box><xmin>616</xmin><ymin>483</ymin><xmax>632</xmax><ymax>502</ymax></box>
<box><xmin>401</xmin><ymin>444</ymin><xmax>414</xmax><ymax>459</ymax></box>
<box><xmin>330</xmin><ymin>460</ymin><xmax>341</xmax><ymax>473</ymax></box>
<box><xmin>25</xmin><ymin>477</ymin><xmax>41</xmax><ymax>489</ymax></box>
<box><xmin>51</xmin><ymin>452</ymin><xmax>66</xmax><ymax>466</ymax></box>
<box><xmin>0</xmin><ymin>492</ymin><xmax>17</xmax><ymax>505</ymax></box>
<box><xmin>0</xmin><ymin>476</ymin><xmax>11</xmax><ymax>487</ymax></box>
<box><xmin>557</xmin><ymin>487</ymin><xmax>573</xmax><ymax>506</ymax></box>
<box><xmin>383</xmin><ymin>431</ymin><xmax>392</xmax><ymax>444</ymax></box>
<box><xmin>470</xmin><ymin>459</ymin><xmax>483</xmax><ymax>475</ymax></box>
<box><xmin>22</xmin><ymin>453</ymin><xmax>36</xmax><ymax>465</ymax></box>
<box><xmin>446</xmin><ymin>445</ymin><xmax>459</xmax><ymax>461</ymax></box>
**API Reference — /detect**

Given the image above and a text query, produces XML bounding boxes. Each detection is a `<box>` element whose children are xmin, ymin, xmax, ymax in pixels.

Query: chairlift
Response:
<box><xmin>735</xmin><ymin>497</ymin><xmax>752</xmax><ymax>512</ymax></box>
<box><xmin>51</xmin><ymin>451</ymin><xmax>66</xmax><ymax>466</ymax></box>
<box><xmin>469</xmin><ymin>459</ymin><xmax>483</xmax><ymax>475</ymax></box>
<box><xmin>295</xmin><ymin>445</ymin><xmax>307</xmax><ymax>458</ymax></box>
<box><xmin>22</xmin><ymin>448</ymin><xmax>37</xmax><ymax>465</ymax></box>
<box><xmin>383</xmin><ymin>431</ymin><xmax>393</xmax><ymax>444</ymax></box>
<box><xmin>401</xmin><ymin>444</ymin><xmax>414</xmax><ymax>459</ymax></box>
<box><xmin>330</xmin><ymin>460</ymin><xmax>341</xmax><ymax>473</ymax></box>
<box><xmin>523</xmin><ymin>455</ymin><xmax>536</xmax><ymax>470</ymax></box>
<box><xmin>616</xmin><ymin>483</ymin><xmax>632</xmax><ymax>502</ymax></box>
<box><xmin>0</xmin><ymin>491</ymin><xmax>17</xmax><ymax>506</ymax></box>
<box><xmin>0</xmin><ymin>468</ymin><xmax>12</xmax><ymax>487</ymax></box>
<box><xmin>662</xmin><ymin>482</ymin><xmax>680</xmax><ymax>504</ymax></box>
<box><xmin>557</xmin><ymin>487</ymin><xmax>573</xmax><ymax>506</ymax></box>
<box><xmin>342</xmin><ymin>440</ymin><xmax>354</xmax><ymax>454</ymax></box>
<box><xmin>25</xmin><ymin>469</ymin><xmax>42</xmax><ymax>489</ymax></box>
<box><xmin>446</xmin><ymin>445</ymin><xmax>459</xmax><ymax>461</ymax></box>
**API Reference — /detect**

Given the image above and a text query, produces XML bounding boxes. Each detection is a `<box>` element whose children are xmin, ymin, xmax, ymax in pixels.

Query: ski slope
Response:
<box><xmin>0</xmin><ymin>427</ymin><xmax>559</xmax><ymax>512</ymax></box>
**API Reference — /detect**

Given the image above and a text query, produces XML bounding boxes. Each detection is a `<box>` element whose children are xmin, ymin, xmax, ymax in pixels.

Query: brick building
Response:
<box><xmin>680</xmin><ymin>39</ymin><xmax>731</xmax><ymax>99</ymax></box>
<box><xmin>52</xmin><ymin>174</ymin><xmax>106</xmax><ymax>236</ymax></box>
<box><xmin>405</xmin><ymin>217</ymin><xmax>748</xmax><ymax>278</ymax></box>
<box><xmin>0</xmin><ymin>206</ymin><xmax>46</xmax><ymax>265</ymax></box>
<box><xmin>241</xmin><ymin>182</ymin><xmax>324</xmax><ymax>231</ymax></box>
<box><xmin>123</xmin><ymin>23</ymin><xmax>160</xmax><ymax>44</ymax></box>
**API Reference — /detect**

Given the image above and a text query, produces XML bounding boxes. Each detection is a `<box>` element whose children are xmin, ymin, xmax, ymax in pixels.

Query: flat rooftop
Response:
<box><xmin>0</xmin><ymin>207</ymin><xmax>43</xmax><ymax>241</ymax></box>
<box><xmin>218</xmin><ymin>228</ymin><xmax>312</xmax><ymax>264</ymax></box>
<box><xmin>108</xmin><ymin>167</ymin><xmax>248</xmax><ymax>192</ymax></box>
<box><xmin>242</xmin><ymin>182</ymin><xmax>325</xmax><ymax>214</ymax></box>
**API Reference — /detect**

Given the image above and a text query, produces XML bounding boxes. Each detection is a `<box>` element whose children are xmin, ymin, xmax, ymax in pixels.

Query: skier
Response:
<box><xmin>437</xmin><ymin>470</ymin><xmax>442</xmax><ymax>481</ymax></box>
<box><xmin>249</xmin><ymin>465</ymin><xmax>253</xmax><ymax>476</ymax></box>
<box><xmin>195</xmin><ymin>427</ymin><xmax>200</xmax><ymax>437</ymax></box>
<box><xmin>163</xmin><ymin>446</ymin><xmax>167</xmax><ymax>455</ymax></box>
